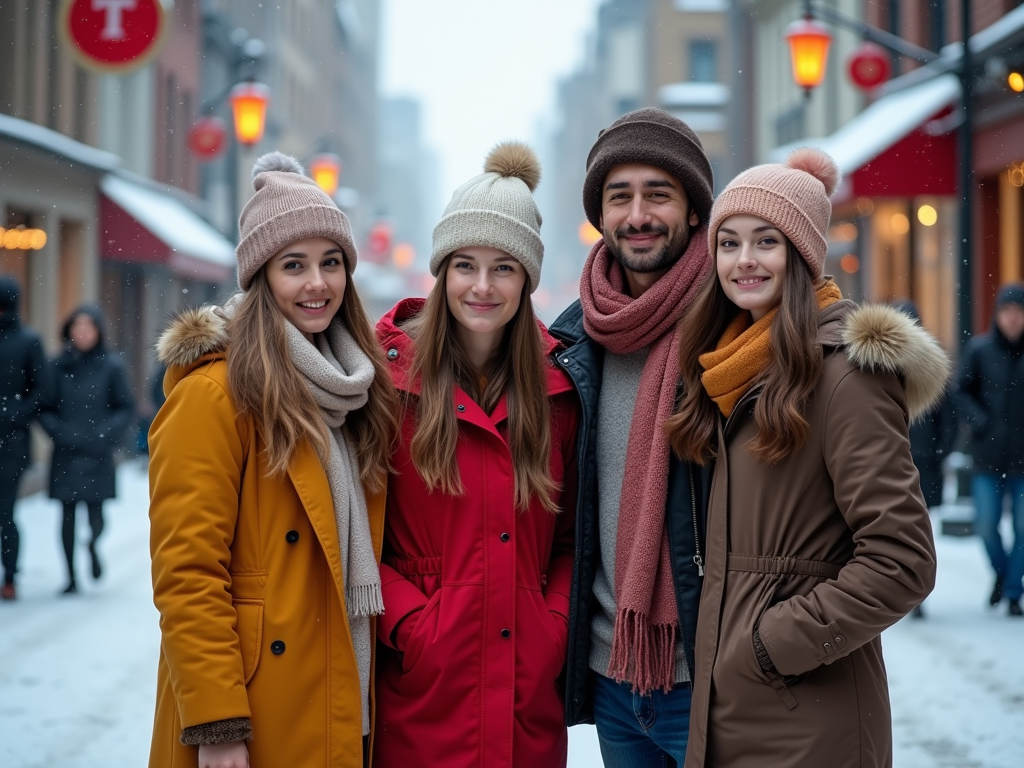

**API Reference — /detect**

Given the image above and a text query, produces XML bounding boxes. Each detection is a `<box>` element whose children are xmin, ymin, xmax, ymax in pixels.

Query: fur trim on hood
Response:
<box><xmin>841</xmin><ymin>303</ymin><xmax>951</xmax><ymax>422</ymax></box>
<box><xmin>156</xmin><ymin>306</ymin><xmax>228</xmax><ymax>368</ymax></box>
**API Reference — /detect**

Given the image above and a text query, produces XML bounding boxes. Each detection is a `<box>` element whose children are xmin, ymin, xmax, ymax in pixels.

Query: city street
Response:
<box><xmin>0</xmin><ymin>461</ymin><xmax>1022</xmax><ymax>768</ymax></box>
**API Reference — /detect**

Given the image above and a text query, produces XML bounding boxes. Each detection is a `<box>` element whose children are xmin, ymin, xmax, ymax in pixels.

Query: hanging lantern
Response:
<box><xmin>187</xmin><ymin>116</ymin><xmax>227</xmax><ymax>159</ymax></box>
<box><xmin>785</xmin><ymin>18</ymin><xmax>833</xmax><ymax>91</ymax></box>
<box><xmin>229</xmin><ymin>82</ymin><xmax>270</xmax><ymax>147</ymax></box>
<box><xmin>847</xmin><ymin>41</ymin><xmax>891</xmax><ymax>91</ymax></box>
<box><xmin>309</xmin><ymin>153</ymin><xmax>342</xmax><ymax>196</ymax></box>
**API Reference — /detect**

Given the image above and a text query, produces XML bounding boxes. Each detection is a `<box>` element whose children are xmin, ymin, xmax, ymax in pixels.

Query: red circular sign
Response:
<box><xmin>847</xmin><ymin>42</ymin><xmax>891</xmax><ymax>90</ymax></box>
<box><xmin>59</xmin><ymin>0</ymin><xmax>169</xmax><ymax>73</ymax></box>
<box><xmin>188</xmin><ymin>117</ymin><xmax>227</xmax><ymax>160</ymax></box>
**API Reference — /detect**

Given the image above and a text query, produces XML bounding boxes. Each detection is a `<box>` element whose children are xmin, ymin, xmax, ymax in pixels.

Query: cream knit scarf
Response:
<box><xmin>224</xmin><ymin>296</ymin><xmax>381</xmax><ymax>735</ymax></box>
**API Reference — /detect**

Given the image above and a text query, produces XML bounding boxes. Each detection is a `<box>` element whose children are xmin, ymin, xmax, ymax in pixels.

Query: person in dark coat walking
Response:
<box><xmin>39</xmin><ymin>305</ymin><xmax>134</xmax><ymax>594</ymax></box>
<box><xmin>957</xmin><ymin>283</ymin><xmax>1024</xmax><ymax>616</ymax></box>
<box><xmin>0</xmin><ymin>276</ymin><xmax>47</xmax><ymax>600</ymax></box>
<box><xmin>892</xmin><ymin>300</ymin><xmax>958</xmax><ymax>509</ymax></box>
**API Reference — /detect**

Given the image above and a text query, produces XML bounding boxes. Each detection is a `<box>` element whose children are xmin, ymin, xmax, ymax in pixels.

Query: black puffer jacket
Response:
<box><xmin>549</xmin><ymin>300</ymin><xmax>708</xmax><ymax>725</ymax></box>
<box><xmin>957</xmin><ymin>318</ymin><xmax>1024</xmax><ymax>475</ymax></box>
<box><xmin>39</xmin><ymin>306</ymin><xmax>135</xmax><ymax>502</ymax></box>
<box><xmin>0</xmin><ymin>277</ymin><xmax>46</xmax><ymax>476</ymax></box>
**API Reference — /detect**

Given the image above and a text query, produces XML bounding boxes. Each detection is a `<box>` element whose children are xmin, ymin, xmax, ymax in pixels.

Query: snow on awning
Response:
<box><xmin>100</xmin><ymin>174</ymin><xmax>236</xmax><ymax>284</ymax></box>
<box><xmin>771</xmin><ymin>73</ymin><xmax>961</xmax><ymax>201</ymax></box>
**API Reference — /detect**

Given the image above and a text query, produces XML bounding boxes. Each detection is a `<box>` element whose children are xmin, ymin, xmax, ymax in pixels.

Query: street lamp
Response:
<box><xmin>785</xmin><ymin>1</ymin><xmax>974</xmax><ymax>345</ymax></box>
<box><xmin>229</xmin><ymin>82</ymin><xmax>270</xmax><ymax>147</ymax></box>
<box><xmin>309</xmin><ymin>153</ymin><xmax>342</xmax><ymax>196</ymax></box>
<box><xmin>785</xmin><ymin>18</ymin><xmax>832</xmax><ymax>93</ymax></box>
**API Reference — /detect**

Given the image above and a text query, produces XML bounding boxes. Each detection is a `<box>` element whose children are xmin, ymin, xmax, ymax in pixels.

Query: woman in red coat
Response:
<box><xmin>373</xmin><ymin>142</ymin><xmax>578</xmax><ymax>768</ymax></box>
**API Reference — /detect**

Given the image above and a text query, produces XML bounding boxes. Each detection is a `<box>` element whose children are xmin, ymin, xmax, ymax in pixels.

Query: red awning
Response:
<box><xmin>99</xmin><ymin>175</ymin><xmax>235</xmax><ymax>283</ymax></box>
<box><xmin>772</xmin><ymin>73</ymin><xmax>960</xmax><ymax>202</ymax></box>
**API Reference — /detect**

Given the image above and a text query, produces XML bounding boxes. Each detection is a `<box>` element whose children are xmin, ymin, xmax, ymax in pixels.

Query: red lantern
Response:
<box><xmin>785</xmin><ymin>18</ymin><xmax>832</xmax><ymax>91</ymax></box>
<box><xmin>847</xmin><ymin>41</ymin><xmax>891</xmax><ymax>90</ymax></box>
<box><xmin>366</xmin><ymin>222</ymin><xmax>392</xmax><ymax>263</ymax></box>
<box><xmin>187</xmin><ymin>116</ymin><xmax>227</xmax><ymax>160</ymax></box>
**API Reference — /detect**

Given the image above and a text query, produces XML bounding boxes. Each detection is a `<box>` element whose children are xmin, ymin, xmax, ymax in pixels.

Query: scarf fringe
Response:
<box><xmin>346</xmin><ymin>584</ymin><xmax>384</xmax><ymax>617</ymax></box>
<box><xmin>608</xmin><ymin>608</ymin><xmax>678</xmax><ymax>695</ymax></box>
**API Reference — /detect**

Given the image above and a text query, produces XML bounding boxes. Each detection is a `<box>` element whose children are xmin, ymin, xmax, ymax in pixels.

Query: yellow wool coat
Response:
<box><xmin>148</xmin><ymin>307</ymin><xmax>383</xmax><ymax>768</ymax></box>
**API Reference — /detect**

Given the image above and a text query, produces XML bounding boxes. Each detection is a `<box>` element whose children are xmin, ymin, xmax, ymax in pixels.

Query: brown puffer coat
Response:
<box><xmin>685</xmin><ymin>301</ymin><xmax>948</xmax><ymax>768</ymax></box>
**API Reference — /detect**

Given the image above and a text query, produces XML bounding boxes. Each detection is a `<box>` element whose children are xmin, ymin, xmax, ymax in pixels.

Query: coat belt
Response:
<box><xmin>727</xmin><ymin>553</ymin><xmax>843</xmax><ymax>580</ymax></box>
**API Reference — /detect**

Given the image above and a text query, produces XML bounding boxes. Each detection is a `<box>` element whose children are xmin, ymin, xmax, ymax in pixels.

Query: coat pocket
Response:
<box><xmin>401</xmin><ymin>589</ymin><xmax>441</xmax><ymax>675</ymax></box>
<box><xmin>232</xmin><ymin>599</ymin><xmax>264</xmax><ymax>684</ymax></box>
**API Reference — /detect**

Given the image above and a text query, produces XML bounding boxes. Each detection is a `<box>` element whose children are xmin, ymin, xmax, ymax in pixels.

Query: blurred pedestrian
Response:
<box><xmin>148</xmin><ymin>152</ymin><xmax>399</xmax><ymax>768</ymax></box>
<box><xmin>957</xmin><ymin>283</ymin><xmax>1024</xmax><ymax>616</ymax></box>
<box><xmin>372</xmin><ymin>143</ymin><xmax>578</xmax><ymax>768</ymax></box>
<box><xmin>892</xmin><ymin>300</ymin><xmax>958</xmax><ymax>509</ymax></box>
<box><xmin>39</xmin><ymin>305</ymin><xmax>134</xmax><ymax>594</ymax></box>
<box><xmin>548</xmin><ymin>108</ymin><xmax>713</xmax><ymax>766</ymax></box>
<box><xmin>0</xmin><ymin>276</ymin><xmax>46</xmax><ymax>601</ymax></box>
<box><xmin>670</xmin><ymin>149</ymin><xmax>942</xmax><ymax>768</ymax></box>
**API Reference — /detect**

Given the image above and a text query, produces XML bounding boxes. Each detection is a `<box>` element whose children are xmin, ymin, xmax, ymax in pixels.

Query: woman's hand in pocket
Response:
<box><xmin>393</xmin><ymin>608</ymin><xmax>423</xmax><ymax>654</ymax></box>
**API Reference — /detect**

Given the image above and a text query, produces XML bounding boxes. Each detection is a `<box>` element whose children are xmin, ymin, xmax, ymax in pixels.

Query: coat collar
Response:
<box><xmin>156</xmin><ymin>305</ymin><xmax>229</xmax><ymax>396</ymax></box>
<box><xmin>375</xmin><ymin>298</ymin><xmax>574</xmax><ymax>405</ymax></box>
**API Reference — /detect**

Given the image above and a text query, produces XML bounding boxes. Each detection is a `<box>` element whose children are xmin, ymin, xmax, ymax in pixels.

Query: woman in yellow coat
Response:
<box><xmin>148</xmin><ymin>152</ymin><xmax>398</xmax><ymax>768</ymax></box>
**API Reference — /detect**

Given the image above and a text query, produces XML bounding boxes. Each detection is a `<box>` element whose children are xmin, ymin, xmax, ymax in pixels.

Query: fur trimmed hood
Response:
<box><xmin>156</xmin><ymin>305</ymin><xmax>229</xmax><ymax>369</ymax></box>
<box><xmin>840</xmin><ymin>303</ymin><xmax>951</xmax><ymax>422</ymax></box>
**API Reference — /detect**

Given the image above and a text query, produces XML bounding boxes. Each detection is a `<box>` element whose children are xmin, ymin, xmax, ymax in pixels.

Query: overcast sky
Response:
<box><xmin>380</xmin><ymin>0</ymin><xmax>603</xmax><ymax>206</ymax></box>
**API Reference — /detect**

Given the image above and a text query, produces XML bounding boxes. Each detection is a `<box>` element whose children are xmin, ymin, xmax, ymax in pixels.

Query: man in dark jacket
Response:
<box><xmin>958</xmin><ymin>283</ymin><xmax>1024</xmax><ymax>617</ymax></box>
<box><xmin>0</xmin><ymin>276</ymin><xmax>47</xmax><ymax>600</ymax></box>
<box><xmin>549</xmin><ymin>108</ymin><xmax>713</xmax><ymax>766</ymax></box>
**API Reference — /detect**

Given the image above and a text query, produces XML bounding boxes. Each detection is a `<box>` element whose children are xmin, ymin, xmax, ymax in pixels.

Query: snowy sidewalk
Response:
<box><xmin>1</xmin><ymin>461</ymin><xmax>1022</xmax><ymax>767</ymax></box>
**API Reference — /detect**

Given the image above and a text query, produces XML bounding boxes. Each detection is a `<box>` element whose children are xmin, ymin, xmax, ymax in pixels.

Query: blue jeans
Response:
<box><xmin>972</xmin><ymin>473</ymin><xmax>1024</xmax><ymax>602</ymax></box>
<box><xmin>592</xmin><ymin>673</ymin><xmax>691</xmax><ymax>768</ymax></box>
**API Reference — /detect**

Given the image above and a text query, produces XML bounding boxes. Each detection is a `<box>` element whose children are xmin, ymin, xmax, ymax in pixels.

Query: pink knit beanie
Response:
<box><xmin>236</xmin><ymin>151</ymin><xmax>357</xmax><ymax>290</ymax></box>
<box><xmin>708</xmin><ymin>148</ymin><xmax>840</xmax><ymax>278</ymax></box>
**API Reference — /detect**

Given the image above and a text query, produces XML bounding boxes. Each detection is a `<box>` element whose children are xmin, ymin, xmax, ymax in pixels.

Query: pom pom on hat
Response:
<box><xmin>785</xmin><ymin>147</ymin><xmax>840</xmax><ymax>197</ymax></box>
<box><xmin>251</xmin><ymin>151</ymin><xmax>305</xmax><ymax>189</ymax></box>
<box><xmin>484</xmin><ymin>141</ymin><xmax>541</xmax><ymax>192</ymax></box>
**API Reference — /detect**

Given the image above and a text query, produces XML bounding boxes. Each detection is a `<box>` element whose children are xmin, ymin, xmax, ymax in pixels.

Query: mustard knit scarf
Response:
<box><xmin>700</xmin><ymin>280</ymin><xmax>843</xmax><ymax>417</ymax></box>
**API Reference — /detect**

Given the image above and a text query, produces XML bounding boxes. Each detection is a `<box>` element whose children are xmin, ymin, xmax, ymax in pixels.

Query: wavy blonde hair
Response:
<box><xmin>226</xmin><ymin>265</ymin><xmax>398</xmax><ymax>489</ymax></box>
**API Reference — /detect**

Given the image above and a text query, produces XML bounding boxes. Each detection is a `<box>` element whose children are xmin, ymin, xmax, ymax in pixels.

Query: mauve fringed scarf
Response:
<box><xmin>579</xmin><ymin>228</ymin><xmax>711</xmax><ymax>694</ymax></box>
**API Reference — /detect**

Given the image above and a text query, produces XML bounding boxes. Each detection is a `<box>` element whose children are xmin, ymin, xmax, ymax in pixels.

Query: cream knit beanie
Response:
<box><xmin>430</xmin><ymin>142</ymin><xmax>544</xmax><ymax>292</ymax></box>
<box><xmin>708</xmin><ymin>148</ymin><xmax>840</xmax><ymax>278</ymax></box>
<box><xmin>236</xmin><ymin>151</ymin><xmax>358</xmax><ymax>290</ymax></box>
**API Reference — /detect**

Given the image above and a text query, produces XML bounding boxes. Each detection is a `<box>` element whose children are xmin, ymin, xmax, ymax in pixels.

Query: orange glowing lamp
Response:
<box><xmin>578</xmin><ymin>220</ymin><xmax>603</xmax><ymax>247</ymax></box>
<box><xmin>786</xmin><ymin>18</ymin><xmax>832</xmax><ymax>91</ymax></box>
<box><xmin>229</xmin><ymin>82</ymin><xmax>270</xmax><ymax>146</ymax></box>
<box><xmin>309</xmin><ymin>153</ymin><xmax>342</xmax><ymax>196</ymax></box>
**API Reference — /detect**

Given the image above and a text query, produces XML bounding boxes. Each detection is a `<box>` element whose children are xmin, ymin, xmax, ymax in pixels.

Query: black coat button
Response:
<box><xmin>387</xmin><ymin>348</ymin><xmax>399</xmax><ymax>360</ymax></box>
<box><xmin>285</xmin><ymin>530</ymin><xmax>299</xmax><ymax>544</ymax></box>
<box><xmin>500</xmin><ymin>628</ymin><xmax>511</xmax><ymax>639</ymax></box>
<box><xmin>457</xmin><ymin>404</ymin><xmax>466</xmax><ymax>412</ymax></box>
<box><xmin>271</xmin><ymin>640</ymin><xmax>286</xmax><ymax>655</ymax></box>
<box><xmin>500</xmin><ymin>532</ymin><xmax>510</xmax><ymax>542</ymax></box>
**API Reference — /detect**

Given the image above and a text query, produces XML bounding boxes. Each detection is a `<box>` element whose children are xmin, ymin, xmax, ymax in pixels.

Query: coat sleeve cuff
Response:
<box><xmin>180</xmin><ymin>717</ymin><xmax>252</xmax><ymax>746</ymax></box>
<box><xmin>378</xmin><ymin>563</ymin><xmax>429</xmax><ymax>650</ymax></box>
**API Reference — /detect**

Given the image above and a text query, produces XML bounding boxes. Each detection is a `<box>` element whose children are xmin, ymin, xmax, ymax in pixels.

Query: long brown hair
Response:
<box><xmin>405</xmin><ymin>255</ymin><xmax>558</xmax><ymax>512</ymax></box>
<box><xmin>226</xmin><ymin>265</ymin><xmax>399</xmax><ymax>489</ymax></box>
<box><xmin>666</xmin><ymin>240</ymin><xmax>823</xmax><ymax>465</ymax></box>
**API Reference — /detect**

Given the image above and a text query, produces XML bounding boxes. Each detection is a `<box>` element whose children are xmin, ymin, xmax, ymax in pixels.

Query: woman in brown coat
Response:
<box><xmin>148</xmin><ymin>152</ymin><xmax>397</xmax><ymax>768</ymax></box>
<box><xmin>667</xmin><ymin>149</ymin><xmax>947</xmax><ymax>768</ymax></box>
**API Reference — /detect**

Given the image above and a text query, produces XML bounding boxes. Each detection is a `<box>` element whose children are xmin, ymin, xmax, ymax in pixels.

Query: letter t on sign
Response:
<box><xmin>92</xmin><ymin>0</ymin><xmax>136</xmax><ymax>40</ymax></box>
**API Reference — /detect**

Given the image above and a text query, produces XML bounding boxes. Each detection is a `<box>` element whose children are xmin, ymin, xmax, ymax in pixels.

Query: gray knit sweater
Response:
<box><xmin>589</xmin><ymin>348</ymin><xmax>690</xmax><ymax>685</ymax></box>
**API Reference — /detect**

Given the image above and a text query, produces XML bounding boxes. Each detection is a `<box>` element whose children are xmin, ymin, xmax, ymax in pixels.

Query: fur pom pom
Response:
<box><xmin>484</xmin><ymin>141</ymin><xmax>541</xmax><ymax>192</ymax></box>
<box><xmin>251</xmin><ymin>151</ymin><xmax>304</xmax><ymax>189</ymax></box>
<box><xmin>786</xmin><ymin>147</ymin><xmax>840</xmax><ymax>197</ymax></box>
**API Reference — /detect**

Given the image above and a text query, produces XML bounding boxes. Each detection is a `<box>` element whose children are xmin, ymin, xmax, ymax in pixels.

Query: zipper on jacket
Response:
<box><xmin>689</xmin><ymin>464</ymin><xmax>704</xmax><ymax>577</ymax></box>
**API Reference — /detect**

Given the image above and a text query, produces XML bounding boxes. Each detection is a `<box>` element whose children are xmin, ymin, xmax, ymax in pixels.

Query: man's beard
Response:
<box><xmin>604</xmin><ymin>223</ymin><xmax>691</xmax><ymax>274</ymax></box>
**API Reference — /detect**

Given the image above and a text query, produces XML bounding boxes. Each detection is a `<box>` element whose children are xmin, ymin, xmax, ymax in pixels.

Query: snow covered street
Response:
<box><xmin>1</xmin><ymin>460</ymin><xmax>1022</xmax><ymax>768</ymax></box>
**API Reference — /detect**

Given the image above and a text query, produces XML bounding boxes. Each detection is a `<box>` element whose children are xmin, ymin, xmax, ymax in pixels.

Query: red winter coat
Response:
<box><xmin>373</xmin><ymin>299</ymin><xmax>579</xmax><ymax>768</ymax></box>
